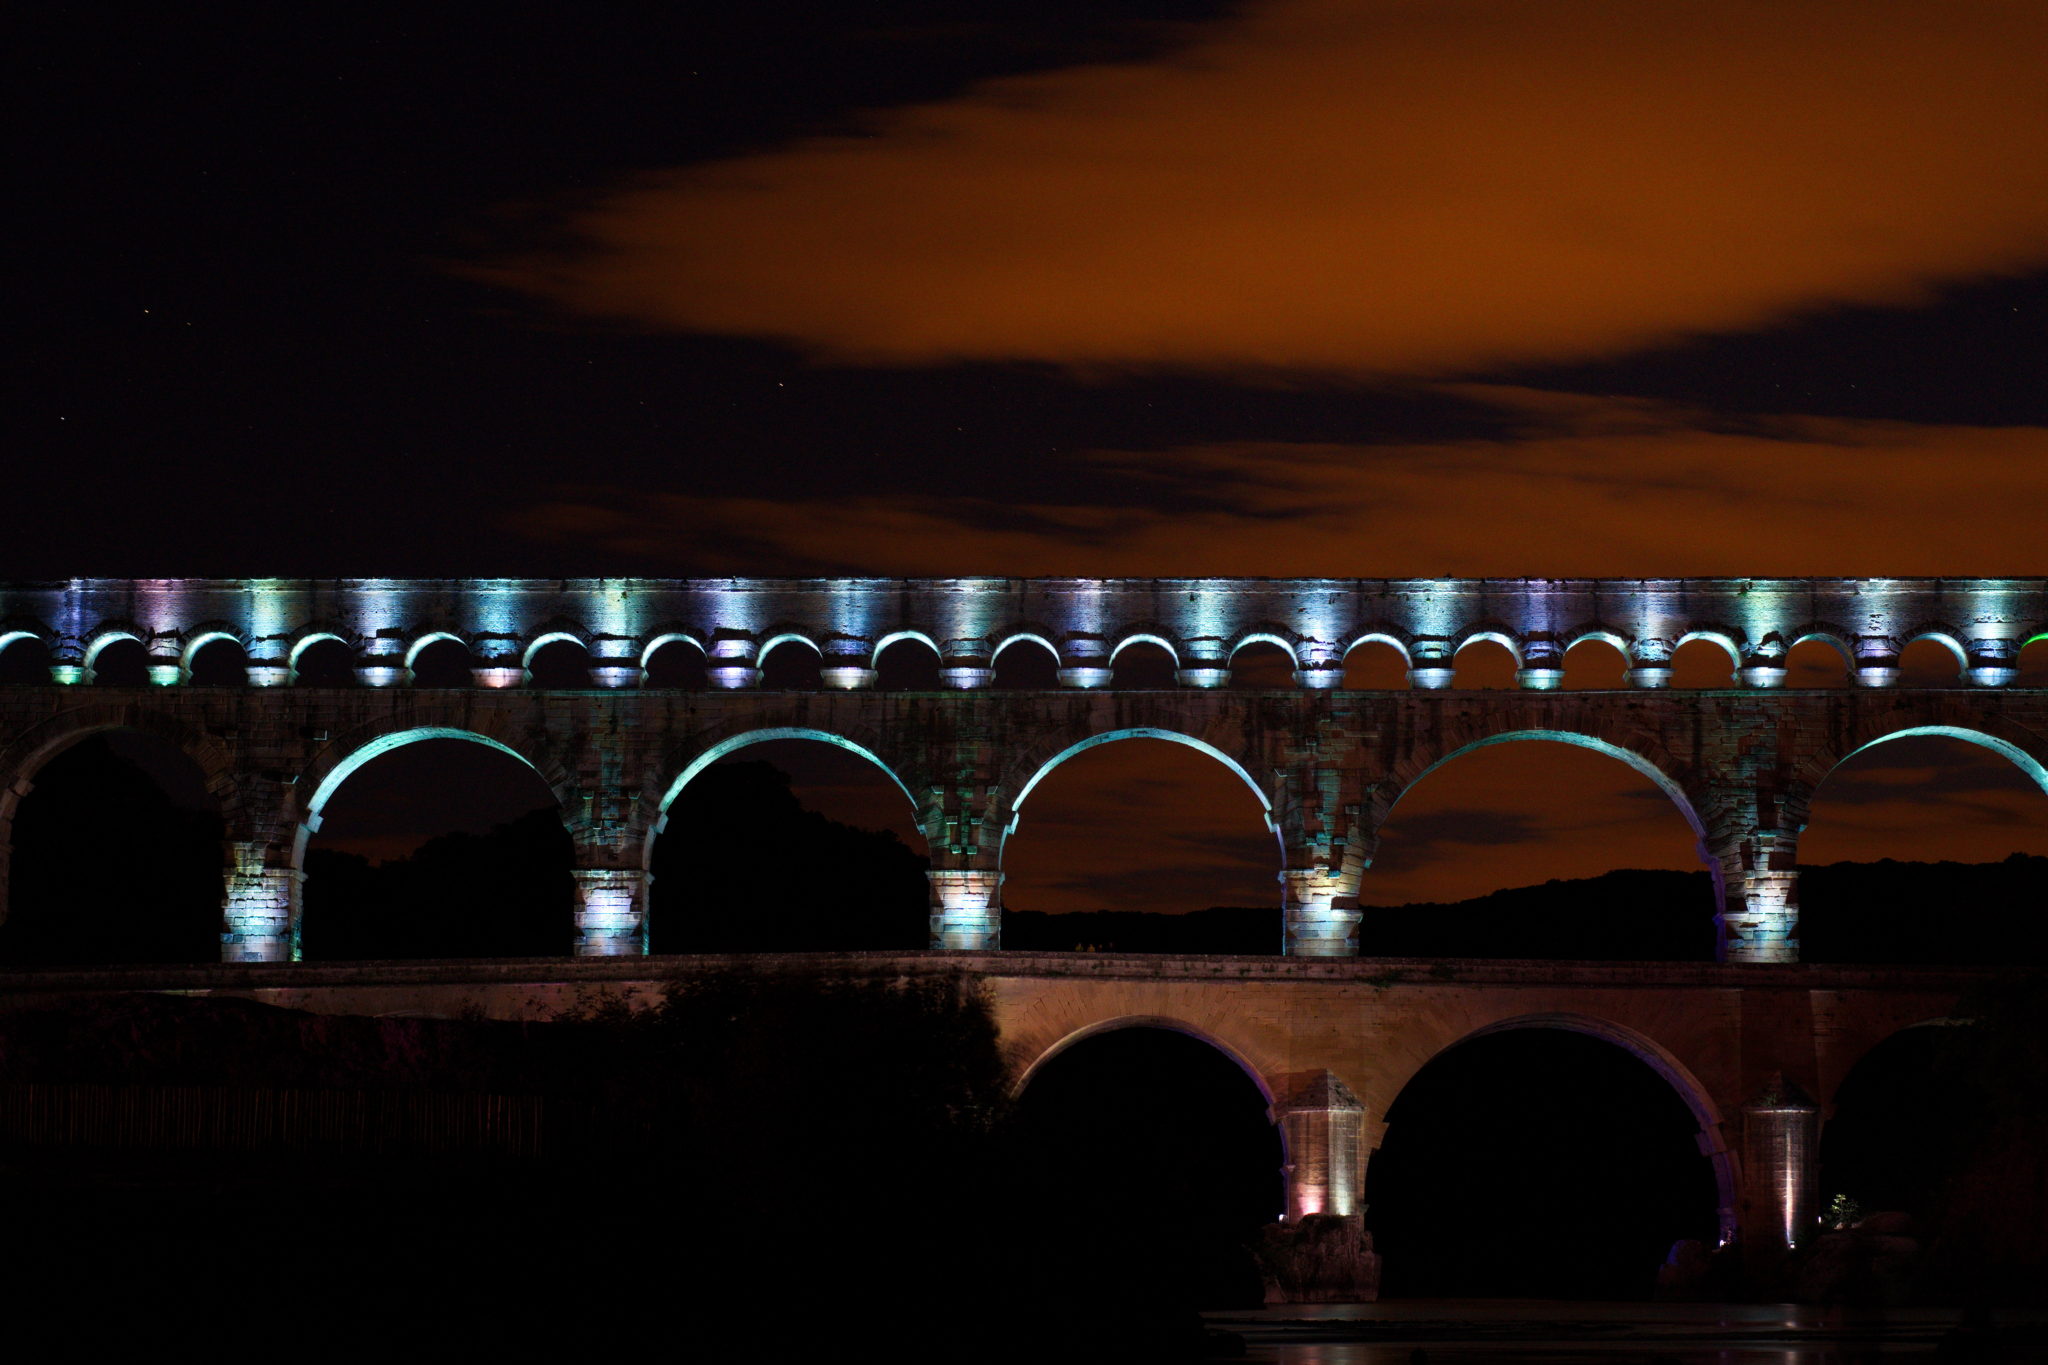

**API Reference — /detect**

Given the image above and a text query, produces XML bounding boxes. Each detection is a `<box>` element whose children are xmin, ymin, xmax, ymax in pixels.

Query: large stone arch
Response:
<box><xmin>1378</xmin><ymin>713</ymin><xmax>1706</xmax><ymax>840</ymax></box>
<box><xmin>286</xmin><ymin>716</ymin><xmax>576</xmax><ymax>871</ymax></box>
<box><xmin>1794</xmin><ymin>716</ymin><xmax>2048</xmax><ymax>803</ymax></box>
<box><xmin>995</xmin><ymin>721</ymin><xmax>1278</xmax><ymax>863</ymax></box>
<box><xmin>642</xmin><ymin>720</ymin><xmax>924</xmax><ymax>870</ymax></box>
<box><xmin>0</xmin><ymin>702</ymin><xmax>243</xmax><ymax>928</ymax></box>
<box><xmin>1373</xmin><ymin>1010</ymin><xmax>1737</xmax><ymax>1242</ymax></box>
<box><xmin>1009</xmin><ymin>1013</ymin><xmax>1281</xmax><ymax>1107</ymax></box>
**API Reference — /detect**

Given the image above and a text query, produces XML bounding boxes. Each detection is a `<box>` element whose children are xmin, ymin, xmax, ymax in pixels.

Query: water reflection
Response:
<box><xmin>1213</xmin><ymin>1299</ymin><xmax>2040</xmax><ymax>1363</ymax></box>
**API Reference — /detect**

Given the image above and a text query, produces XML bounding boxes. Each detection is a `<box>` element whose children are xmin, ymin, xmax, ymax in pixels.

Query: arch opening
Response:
<box><xmin>1366</xmin><ymin>736</ymin><xmax>1713</xmax><ymax>960</ymax></box>
<box><xmin>875</xmin><ymin>635</ymin><xmax>942</xmax><ymax>690</ymax></box>
<box><xmin>1670</xmin><ymin>636</ymin><xmax>1738</xmax><ymax>688</ymax></box>
<box><xmin>759</xmin><ymin>636</ymin><xmax>822</xmax><ymax>690</ymax></box>
<box><xmin>1110</xmin><ymin>638</ymin><xmax>1176</xmax><ymax>689</ymax></box>
<box><xmin>299</xmin><ymin>734</ymin><xmax>571</xmax><ymax>960</ymax></box>
<box><xmin>1451</xmin><ymin>638</ymin><xmax>1517</xmax><ymax>689</ymax></box>
<box><xmin>1799</xmin><ymin>731</ymin><xmax>2048</xmax><ymax>964</ymax></box>
<box><xmin>1787</xmin><ymin>637</ymin><xmax>1851</xmax><ymax>688</ymax></box>
<box><xmin>991</xmin><ymin>635</ymin><xmax>1059</xmax><ymax>689</ymax></box>
<box><xmin>1342</xmin><ymin>639</ymin><xmax>1410</xmax><ymax>689</ymax></box>
<box><xmin>186</xmin><ymin>635</ymin><xmax>247</xmax><ymax>686</ymax></box>
<box><xmin>408</xmin><ymin>637</ymin><xmax>474</xmax><ymax>688</ymax></box>
<box><xmin>649</xmin><ymin>735</ymin><xmax>927</xmax><ymax>952</ymax></box>
<box><xmin>1004</xmin><ymin>1024</ymin><xmax>1280</xmax><ymax>1309</ymax></box>
<box><xmin>525</xmin><ymin>637</ymin><xmax>591</xmax><ymax>689</ymax></box>
<box><xmin>0</xmin><ymin>633</ymin><xmax>50</xmax><ymax>684</ymax></box>
<box><xmin>2018</xmin><ymin>636</ymin><xmax>2048</xmax><ymax>687</ymax></box>
<box><xmin>1228</xmin><ymin>641</ymin><xmax>1295</xmax><ymax>689</ymax></box>
<box><xmin>1002</xmin><ymin>734</ymin><xmax>1277</xmax><ymax>953</ymax></box>
<box><xmin>1561</xmin><ymin>638</ymin><xmax>1628</xmax><ymax>690</ymax></box>
<box><xmin>644</xmin><ymin>637</ymin><xmax>708</xmax><ymax>689</ymax></box>
<box><xmin>91</xmin><ymin>638</ymin><xmax>147</xmax><ymax>686</ymax></box>
<box><xmin>1</xmin><ymin>730</ymin><xmax>224</xmax><ymax>964</ymax></box>
<box><xmin>1898</xmin><ymin>636</ymin><xmax>1964</xmax><ymax>687</ymax></box>
<box><xmin>292</xmin><ymin>637</ymin><xmax>355</xmax><ymax>686</ymax></box>
<box><xmin>1366</xmin><ymin>1025</ymin><xmax>1722</xmax><ymax>1298</ymax></box>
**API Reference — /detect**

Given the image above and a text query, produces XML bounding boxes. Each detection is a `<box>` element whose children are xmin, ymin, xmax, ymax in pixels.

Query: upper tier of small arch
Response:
<box><xmin>1</xmin><ymin>577</ymin><xmax>2042</xmax><ymax>690</ymax></box>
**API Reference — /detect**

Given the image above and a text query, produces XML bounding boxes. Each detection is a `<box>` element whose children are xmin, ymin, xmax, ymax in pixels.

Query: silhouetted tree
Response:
<box><xmin>2</xmin><ymin>735</ymin><xmax>222</xmax><ymax>964</ymax></box>
<box><xmin>650</xmin><ymin>760</ymin><xmax>929</xmax><ymax>951</ymax></box>
<box><xmin>300</xmin><ymin>808</ymin><xmax>574</xmax><ymax>959</ymax></box>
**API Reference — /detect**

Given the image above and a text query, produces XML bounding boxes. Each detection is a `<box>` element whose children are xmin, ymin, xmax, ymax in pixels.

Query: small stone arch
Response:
<box><xmin>992</xmin><ymin>627</ymin><xmax>1061</xmax><ymax>662</ymax></box>
<box><xmin>639</xmin><ymin>626</ymin><xmax>706</xmax><ymax>667</ymax></box>
<box><xmin>0</xmin><ymin>625</ymin><xmax>52</xmax><ymax>685</ymax></box>
<box><xmin>643</xmin><ymin>723</ymin><xmax>921</xmax><ymax>868</ymax></box>
<box><xmin>1343</xmin><ymin>627</ymin><xmax>1415</xmax><ymax>664</ymax></box>
<box><xmin>1455</xmin><ymin>625</ymin><xmax>1527</xmax><ymax>664</ymax></box>
<box><xmin>1897</xmin><ymin>625</ymin><xmax>1968</xmax><ymax>667</ymax></box>
<box><xmin>1108</xmin><ymin>630</ymin><xmax>1180</xmax><ymax>665</ymax></box>
<box><xmin>83</xmin><ymin>622</ymin><xmax>146</xmax><ymax>673</ymax></box>
<box><xmin>0</xmin><ymin>621</ymin><xmax>53</xmax><ymax>652</ymax></box>
<box><xmin>1673</xmin><ymin>629</ymin><xmax>1743</xmax><ymax>668</ymax></box>
<box><xmin>1564</xmin><ymin>625</ymin><xmax>1632</xmax><ymax>654</ymax></box>
<box><xmin>1789</xmin><ymin>625</ymin><xmax>1857</xmax><ymax>666</ymax></box>
<box><xmin>521</xmin><ymin>624</ymin><xmax>592</xmax><ymax>668</ymax></box>
<box><xmin>0</xmin><ymin>703</ymin><xmax>244</xmax><ymax>926</ymax></box>
<box><xmin>288</xmin><ymin>625</ymin><xmax>356</xmax><ymax>670</ymax></box>
<box><xmin>180</xmin><ymin>625</ymin><xmax>250</xmax><ymax>684</ymax></box>
<box><xmin>1390</xmin><ymin>1011</ymin><xmax>1737</xmax><ymax>1242</ymax></box>
<box><xmin>179</xmin><ymin>623</ymin><xmax>248</xmax><ymax>668</ymax></box>
<box><xmin>287</xmin><ymin>719</ymin><xmax>575</xmax><ymax>870</ymax></box>
<box><xmin>1381</xmin><ymin>718</ymin><xmax>1704</xmax><ymax>839</ymax></box>
<box><xmin>1228</xmin><ymin>630</ymin><xmax>1301</xmax><ymax>665</ymax></box>
<box><xmin>870</xmin><ymin>629</ymin><xmax>942</xmax><ymax>667</ymax></box>
<box><xmin>403</xmin><ymin>629</ymin><xmax>470</xmax><ymax>670</ymax></box>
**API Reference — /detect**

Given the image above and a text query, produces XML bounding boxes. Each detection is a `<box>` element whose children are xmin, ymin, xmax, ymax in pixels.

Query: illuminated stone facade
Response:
<box><xmin>1</xmin><ymin>577</ymin><xmax>2040</xmax><ymax>965</ymax></box>
<box><xmin>2</xmin><ymin>577</ymin><xmax>2036</xmax><ymax>1287</ymax></box>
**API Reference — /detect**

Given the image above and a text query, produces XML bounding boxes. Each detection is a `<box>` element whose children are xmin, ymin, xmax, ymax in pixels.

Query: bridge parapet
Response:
<box><xmin>2</xmin><ymin>577</ymin><xmax>2040</xmax><ymax>690</ymax></box>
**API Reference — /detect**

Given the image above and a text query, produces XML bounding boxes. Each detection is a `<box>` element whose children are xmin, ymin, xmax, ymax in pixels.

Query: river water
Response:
<box><xmin>1205</xmin><ymin>1299</ymin><xmax>2047</xmax><ymax>1361</ymax></box>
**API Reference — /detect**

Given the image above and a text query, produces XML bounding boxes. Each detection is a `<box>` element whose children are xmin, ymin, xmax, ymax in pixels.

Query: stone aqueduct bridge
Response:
<box><xmin>1</xmin><ymin>577</ymin><xmax>2043</xmax><ymax>1257</ymax></box>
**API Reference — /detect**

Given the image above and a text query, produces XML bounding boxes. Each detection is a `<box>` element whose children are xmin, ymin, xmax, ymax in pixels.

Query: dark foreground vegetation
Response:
<box><xmin>4</xmin><ymin>970</ymin><xmax>2045</xmax><ymax>1354</ymax></box>
<box><xmin>1</xmin><ymin>978</ymin><xmax>1258</xmax><ymax>1358</ymax></box>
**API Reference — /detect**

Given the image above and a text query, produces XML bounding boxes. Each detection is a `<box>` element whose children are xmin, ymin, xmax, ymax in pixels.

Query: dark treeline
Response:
<box><xmin>3</xmin><ymin>978</ymin><xmax>1256</xmax><ymax>1358</ymax></box>
<box><xmin>302</xmin><ymin>810</ymin><xmax>575</xmax><ymax>959</ymax></box>
<box><xmin>649</xmin><ymin>760</ymin><xmax>930</xmax><ymax>952</ymax></box>
<box><xmin>1009</xmin><ymin>857</ymin><xmax>2048</xmax><ymax>964</ymax></box>
<box><xmin>1</xmin><ymin>733</ymin><xmax>223</xmax><ymax>964</ymax></box>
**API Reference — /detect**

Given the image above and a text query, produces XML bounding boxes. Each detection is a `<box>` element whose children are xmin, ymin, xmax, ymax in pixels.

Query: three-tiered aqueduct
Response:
<box><xmin>3</xmin><ymin>577</ymin><xmax>2044</xmax><ymax>1259</ymax></box>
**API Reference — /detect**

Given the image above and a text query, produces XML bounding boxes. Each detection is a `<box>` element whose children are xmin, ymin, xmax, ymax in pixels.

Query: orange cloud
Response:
<box><xmin>507</xmin><ymin>397</ymin><xmax>2048</xmax><ymax>576</ymax></box>
<box><xmin>486</xmin><ymin>0</ymin><xmax>2048</xmax><ymax>374</ymax></box>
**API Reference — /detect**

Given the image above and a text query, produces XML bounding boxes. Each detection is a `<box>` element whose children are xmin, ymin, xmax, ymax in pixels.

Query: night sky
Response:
<box><xmin>22</xmin><ymin>2</ymin><xmax>2048</xmax><ymax>912</ymax></box>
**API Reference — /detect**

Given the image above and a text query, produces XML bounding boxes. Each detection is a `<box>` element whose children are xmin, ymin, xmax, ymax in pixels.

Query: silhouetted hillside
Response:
<box><xmin>1800</xmin><ymin>854</ymin><xmax>2048</xmax><ymax>964</ymax></box>
<box><xmin>1008</xmin><ymin>855</ymin><xmax>2048</xmax><ymax>964</ymax></box>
